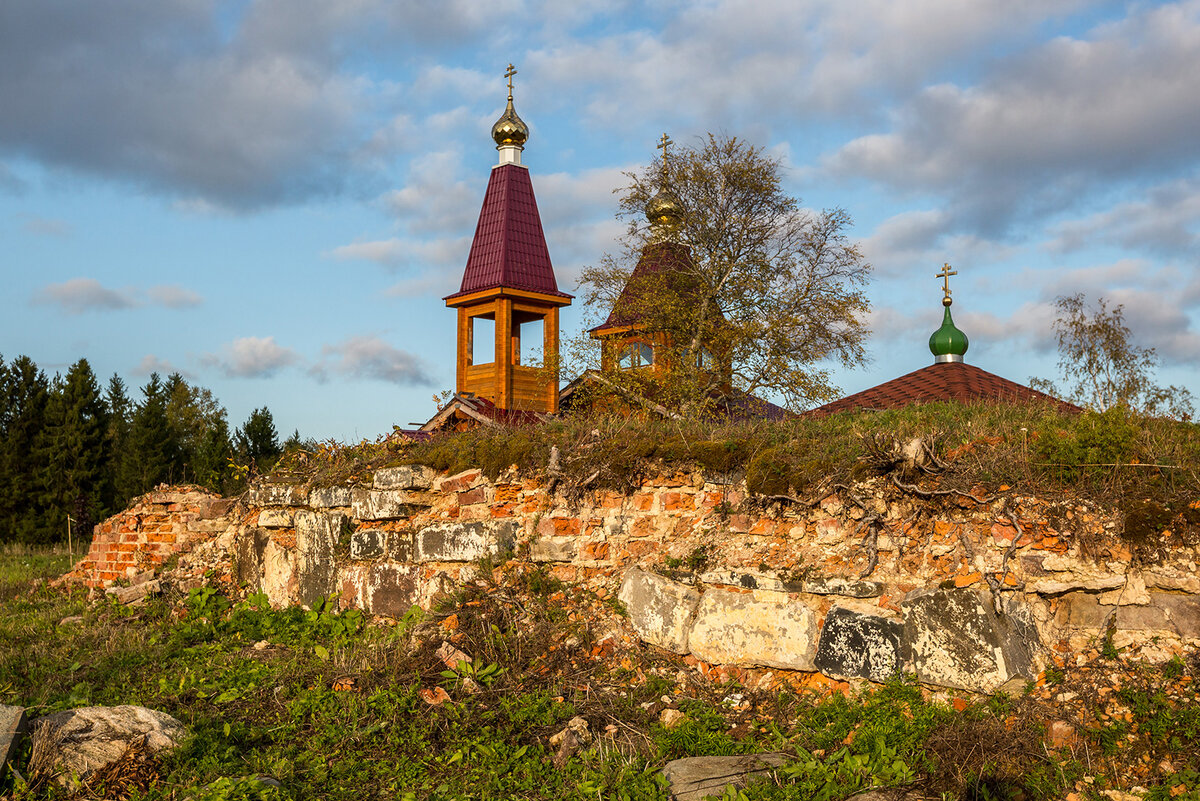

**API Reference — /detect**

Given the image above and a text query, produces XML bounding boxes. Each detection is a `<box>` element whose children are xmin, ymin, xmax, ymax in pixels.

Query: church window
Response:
<box><xmin>618</xmin><ymin>342</ymin><xmax>654</xmax><ymax>369</ymax></box>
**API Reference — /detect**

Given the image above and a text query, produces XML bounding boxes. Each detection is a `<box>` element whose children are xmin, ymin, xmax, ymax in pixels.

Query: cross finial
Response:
<box><xmin>936</xmin><ymin>262</ymin><xmax>958</xmax><ymax>304</ymax></box>
<box><xmin>505</xmin><ymin>63</ymin><xmax>517</xmax><ymax>100</ymax></box>
<box><xmin>657</xmin><ymin>132</ymin><xmax>673</xmax><ymax>156</ymax></box>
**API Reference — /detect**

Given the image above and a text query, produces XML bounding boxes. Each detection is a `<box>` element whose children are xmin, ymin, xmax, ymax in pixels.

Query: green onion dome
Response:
<box><xmin>929</xmin><ymin>299</ymin><xmax>968</xmax><ymax>363</ymax></box>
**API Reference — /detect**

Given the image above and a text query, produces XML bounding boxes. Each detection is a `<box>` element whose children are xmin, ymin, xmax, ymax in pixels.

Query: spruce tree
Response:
<box><xmin>123</xmin><ymin>373</ymin><xmax>177</xmax><ymax>497</ymax></box>
<box><xmin>104</xmin><ymin>374</ymin><xmax>133</xmax><ymax>510</ymax></box>
<box><xmin>37</xmin><ymin>359</ymin><xmax>108</xmax><ymax>539</ymax></box>
<box><xmin>236</xmin><ymin>407</ymin><xmax>281</xmax><ymax>474</ymax></box>
<box><xmin>0</xmin><ymin>356</ymin><xmax>51</xmax><ymax>543</ymax></box>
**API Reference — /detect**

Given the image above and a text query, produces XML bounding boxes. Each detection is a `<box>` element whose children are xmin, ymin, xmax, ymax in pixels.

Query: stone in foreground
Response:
<box><xmin>902</xmin><ymin>586</ymin><xmax>1036</xmax><ymax>693</ymax></box>
<box><xmin>661</xmin><ymin>753</ymin><xmax>788</xmax><ymax>801</ymax></box>
<box><xmin>814</xmin><ymin>606</ymin><xmax>905</xmax><ymax>683</ymax></box>
<box><xmin>688</xmin><ymin>590</ymin><xmax>818</xmax><ymax>671</ymax></box>
<box><xmin>29</xmin><ymin>705</ymin><xmax>186</xmax><ymax>787</ymax></box>
<box><xmin>618</xmin><ymin>568</ymin><xmax>700</xmax><ymax>654</ymax></box>
<box><xmin>1</xmin><ymin>705</ymin><xmax>27</xmax><ymax>775</ymax></box>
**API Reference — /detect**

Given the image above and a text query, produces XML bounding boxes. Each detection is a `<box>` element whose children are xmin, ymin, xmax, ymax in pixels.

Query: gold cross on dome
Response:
<box><xmin>657</xmin><ymin>133</ymin><xmax>673</xmax><ymax>157</ymax></box>
<box><xmin>505</xmin><ymin>64</ymin><xmax>517</xmax><ymax>98</ymax></box>
<box><xmin>936</xmin><ymin>262</ymin><xmax>958</xmax><ymax>300</ymax></box>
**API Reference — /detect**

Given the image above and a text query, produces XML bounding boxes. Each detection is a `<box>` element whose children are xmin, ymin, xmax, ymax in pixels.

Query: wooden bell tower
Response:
<box><xmin>443</xmin><ymin>65</ymin><xmax>571</xmax><ymax>414</ymax></box>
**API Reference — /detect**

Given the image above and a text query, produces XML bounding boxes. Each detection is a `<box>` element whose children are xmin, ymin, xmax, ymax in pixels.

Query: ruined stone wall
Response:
<box><xmin>71</xmin><ymin>466</ymin><xmax>1200</xmax><ymax>694</ymax></box>
<box><xmin>68</xmin><ymin>487</ymin><xmax>237</xmax><ymax>588</ymax></box>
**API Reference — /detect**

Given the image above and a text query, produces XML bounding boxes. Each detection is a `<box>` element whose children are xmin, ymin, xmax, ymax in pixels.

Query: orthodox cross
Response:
<box><xmin>505</xmin><ymin>64</ymin><xmax>517</xmax><ymax>100</ymax></box>
<box><xmin>936</xmin><ymin>262</ymin><xmax>957</xmax><ymax>302</ymax></box>
<box><xmin>657</xmin><ymin>132</ymin><xmax>673</xmax><ymax>178</ymax></box>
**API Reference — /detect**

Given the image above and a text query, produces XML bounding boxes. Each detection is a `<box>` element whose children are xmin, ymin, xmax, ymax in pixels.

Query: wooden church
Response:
<box><xmin>418</xmin><ymin>67</ymin><xmax>1073</xmax><ymax>433</ymax></box>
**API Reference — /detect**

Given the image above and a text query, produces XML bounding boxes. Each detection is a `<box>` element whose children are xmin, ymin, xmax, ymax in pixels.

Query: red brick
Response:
<box><xmin>630</xmin><ymin>517</ymin><xmax>657</xmax><ymax>538</ymax></box>
<box><xmin>457</xmin><ymin>486</ymin><xmax>488</xmax><ymax>506</ymax></box>
<box><xmin>582</xmin><ymin>542</ymin><xmax>610</xmax><ymax>561</ymax></box>
<box><xmin>439</xmin><ymin>470</ymin><xmax>481</xmax><ymax>493</ymax></box>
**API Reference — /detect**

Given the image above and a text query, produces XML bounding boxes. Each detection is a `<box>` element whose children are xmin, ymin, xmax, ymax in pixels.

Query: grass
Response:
<box><xmin>2</xmin><ymin>555</ymin><xmax>1199</xmax><ymax>800</ymax></box>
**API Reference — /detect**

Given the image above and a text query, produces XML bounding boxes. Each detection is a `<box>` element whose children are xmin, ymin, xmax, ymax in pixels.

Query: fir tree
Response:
<box><xmin>103</xmin><ymin>374</ymin><xmax>133</xmax><ymax>510</ymax></box>
<box><xmin>0</xmin><ymin>356</ymin><xmax>51</xmax><ymax>543</ymax></box>
<box><xmin>236</xmin><ymin>406</ymin><xmax>281</xmax><ymax>474</ymax></box>
<box><xmin>37</xmin><ymin>359</ymin><xmax>108</xmax><ymax>539</ymax></box>
<box><xmin>122</xmin><ymin>373</ymin><xmax>177</xmax><ymax>497</ymax></box>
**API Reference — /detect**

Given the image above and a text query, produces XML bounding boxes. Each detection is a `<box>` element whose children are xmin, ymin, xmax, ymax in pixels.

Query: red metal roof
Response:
<box><xmin>446</xmin><ymin>165</ymin><xmax>570</xmax><ymax>300</ymax></box>
<box><xmin>591</xmin><ymin>241</ymin><xmax>697</xmax><ymax>333</ymax></box>
<box><xmin>805</xmin><ymin>361</ymin><xmax>1082</xmax><ymax>417</ymax></box>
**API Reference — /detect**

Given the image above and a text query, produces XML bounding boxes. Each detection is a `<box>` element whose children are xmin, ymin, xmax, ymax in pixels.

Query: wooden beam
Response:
<box><xmin>495</xmin><ymin>297</ymin><xmax>513</xmax><ymax>409</ymax></box>
<box><xmin>546</xmin><ymin>306</ymin><xmax>559</xmax><ymax>413</ymax></box>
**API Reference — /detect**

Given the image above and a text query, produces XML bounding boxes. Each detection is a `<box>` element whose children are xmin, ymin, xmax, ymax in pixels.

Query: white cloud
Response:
<box><xmin>33</xmin><ymin>278</ymin><xmax>136</xmax><ymax>314</ymax></box>
<box><xmin>311</xmin><ymin>335</ymin><xmax>435</xmax><ymax>385</ymax></box>
<box><xmin>1047</xmin><ymin>176</ymin><xmax>1200</xmax><ymax>256</ymax></box>
<box><xmin>32</xmin><ymin>278</ymin><xmax>203</xmax><ymax>313</ymax></box>
<box><xmin>324</xmin><ymin>238</ymin><xmax>407</xmax><ymax>265</ymax></box>
<box><xmin>21</xmin><ymin>215</ymin><xmax>71</xmax><ymax>237</ymax></box>
<box><xmin>134</xmin><ymin>354</ymin><xmax>183</xmax><ymax>377</ymax></box>
<box><xmin>148</xmin><ymin>284</ymin><xmax>203</xmax><ymax>308</ymax></box>
<box><xmin>202</xmin><ymin>336</ymin><xmax>301</xmax><ymax>378</ymax></box>
<box><xmin>826</xmin><ymin>3</ymin><xmax>1200</xmax><ymax>232</ymax></box>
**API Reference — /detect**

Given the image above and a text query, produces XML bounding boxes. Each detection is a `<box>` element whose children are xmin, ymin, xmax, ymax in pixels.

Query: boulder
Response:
<box><xmin>814</xmin><ymin>607</ymin><xmax>906</xmax><ymax>682</ymax></box>
<box><xmin>29</xmin><ymin>705</ymin><xmax>186</xmax><ymax>786</ymax></box>
<box><xmin>688</xmin><ymin>590</ymin><xmax>819</xmax><ymax>671</ymax></box>
<box><xmin>660</xmin><ymin>753</ymin><xmax>788</xmax><ymax>801</ymax></box>
<box><xmin>1</xmin><ymin>705</ymin><xmax>26</xmax><ymax>775</ymax></box>
<box><xmin>618</xmin><ymin>568</ymin><xmax>700</xmax><ymax>654</ymax></box>
<box><xmin>902</xmin><ymin>586</ymin><xmax>1036</xmax><ymax>693</ymax></box>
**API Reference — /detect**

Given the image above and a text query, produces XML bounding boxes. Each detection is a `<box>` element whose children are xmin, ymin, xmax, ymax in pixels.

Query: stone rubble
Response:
<box><xmin>63</xmin><ymin>464</ymin><xmax>1200</xmax><ymax>694</ymax></box>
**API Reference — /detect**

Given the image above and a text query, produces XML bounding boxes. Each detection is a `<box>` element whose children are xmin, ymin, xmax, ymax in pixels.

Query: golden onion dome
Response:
<box><xmin>645</xmin><ymin>188</ymin><xmax>682</xmax><ymax>227</ymax></box>
<box><xmin>491</xmin><ymin>97</ymin><xmax>529</xmax><ymax>148</ymax></box>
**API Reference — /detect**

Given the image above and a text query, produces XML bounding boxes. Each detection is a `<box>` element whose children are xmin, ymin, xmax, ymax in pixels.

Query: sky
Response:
<box><xmin>2</xmin><ymin>0</ymin><xmax>1198</xmax><ymax>441</ymax></box>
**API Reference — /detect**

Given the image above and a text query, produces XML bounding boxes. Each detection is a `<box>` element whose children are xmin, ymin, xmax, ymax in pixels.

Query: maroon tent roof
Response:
<box><xmin>445</xmin><ymin>164</ymin><xmax>570</xmax><ymax>301</ymax></box>
<box><xmin>805</xmin><ymin>361</ymin><xmax>1082</xmax><ymax>417</ymax></box>
<box><xmin>591</xmin><ymin>241</ymin><xmax>696</xmax><ymax>333</ymax></box>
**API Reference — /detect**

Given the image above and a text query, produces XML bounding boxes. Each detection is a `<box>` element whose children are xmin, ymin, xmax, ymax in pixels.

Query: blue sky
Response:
<box><xmin>2</xmin><ymin>0</ymin><xmax>1198</xmax><ymax>440</ymax></box>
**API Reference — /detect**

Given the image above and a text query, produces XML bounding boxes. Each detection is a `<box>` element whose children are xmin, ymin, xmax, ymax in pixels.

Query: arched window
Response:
<box><xmin>618</xmin><ymin>341</ymin><xmax>654</xmax><ymax>369</ymax></box>
<box><xmin>697</xmin><ymin>347</ymin><xmax>715</xmax><ymax>369</ymax></box>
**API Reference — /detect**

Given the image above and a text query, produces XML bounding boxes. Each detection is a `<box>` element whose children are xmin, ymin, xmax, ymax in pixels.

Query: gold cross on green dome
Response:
<box><xmin>936</xmin><ymin>262</ymin><xmax>958</xmax><ymax>302</ymax></box>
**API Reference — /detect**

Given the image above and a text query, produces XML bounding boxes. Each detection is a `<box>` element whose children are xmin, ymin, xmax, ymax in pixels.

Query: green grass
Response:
<box><xmin>2</xmin><ymin>553</ymin><xmax>1199</xmax><ymax>800</ymax></box>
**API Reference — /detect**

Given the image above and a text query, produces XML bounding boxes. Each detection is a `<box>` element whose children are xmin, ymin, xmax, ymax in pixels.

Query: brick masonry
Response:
<box><xmin>65</xmin><ymin>466</ymin><xmax>1200</xmax><ymax>689</ymax></box>
<box><xmin>68</xmin><ymin>486</ymin><xmax>236</xmax><ymax>588</ymax></box>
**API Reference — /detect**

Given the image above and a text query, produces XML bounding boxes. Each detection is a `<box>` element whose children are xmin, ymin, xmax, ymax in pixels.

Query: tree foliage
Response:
<box><xmin>0</xmin><ymin>354</ymin><xmax>293</xmax><ymax>543</ymax></box>
<box><xmin>576</xmin><ymin>133</ymin><xmax>871</xmax><ymax>413</ymax></box>
<box><xmin>1032</xmin><ymin>294</ymin><xmax>1194</xmax><ymax>419</ymax></box>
